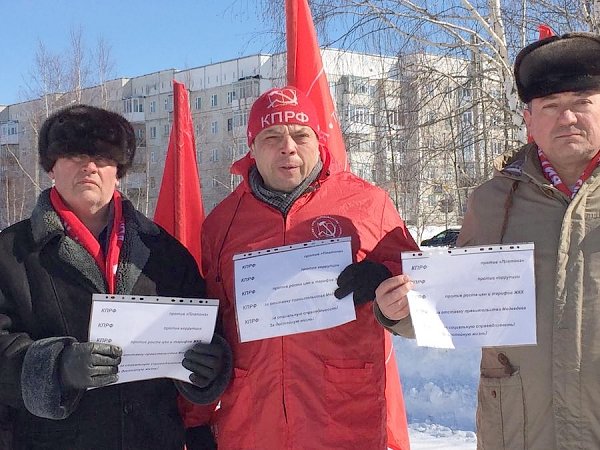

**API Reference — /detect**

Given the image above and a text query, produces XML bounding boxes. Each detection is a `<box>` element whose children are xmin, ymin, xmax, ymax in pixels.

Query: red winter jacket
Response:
<box><xmin>192</xmin><ymin>147</ymin><xmax>417</xmax><ymax>449</ymax></box>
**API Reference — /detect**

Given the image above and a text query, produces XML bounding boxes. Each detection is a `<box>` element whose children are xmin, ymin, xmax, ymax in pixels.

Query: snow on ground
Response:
<box><xmin>393</xmin><ymin>336</ymin><xmax>480</xmax><ymax>448</ymax></box>
<box><xmin>395</xmin><ymin>337</ymin><xmax>480</xmax><ymax>431</ymax></box>
<box><xmin>409</xmin><ymin>423</ymin><xmax>477</xmax><ymax>449</ymax></box>
<box><xmin>397</xmin><ymin>225</ymin><xmax>480</xmax><ymax>448</ymax></box>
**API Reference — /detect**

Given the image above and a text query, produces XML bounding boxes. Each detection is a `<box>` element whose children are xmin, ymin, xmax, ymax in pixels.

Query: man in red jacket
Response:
<box><xmin>189</xmin><ymin>86</ymin><xmax>417</xmax><ymax>449</ymax></box>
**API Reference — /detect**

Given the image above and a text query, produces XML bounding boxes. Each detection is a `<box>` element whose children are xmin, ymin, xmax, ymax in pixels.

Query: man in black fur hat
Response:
<box><xmin>0</xmin><ymin>105</ymin><xmax>231</xmax><ymax>449</ymax></box>
<box><xmin>455</xmin><ymin>33</ymin><xmax>600</xmax><ymax>449</ymax></box>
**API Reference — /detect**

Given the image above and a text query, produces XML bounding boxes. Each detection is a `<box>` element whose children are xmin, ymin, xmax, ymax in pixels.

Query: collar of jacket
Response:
<box><xmin>30</xmin><ymin>189</ymin><xmax>160</xmax><ymax>294</ymax></box>
<box><xmin>494</xmin><ymin>143</ymin><xmax>551</xmax><ymax>187</ymax></box>
<box><xmin>229</xmin><ymin>143</ymin><xmax>334</xmax><ymax>194</ymax></box>
<box><xmin>495</xmin><ymin>142</ymin><xmax>600</xmax><ymax>192</ymax></box>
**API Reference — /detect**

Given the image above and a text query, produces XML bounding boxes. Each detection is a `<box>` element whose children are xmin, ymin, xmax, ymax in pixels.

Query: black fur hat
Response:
<box><xmin>514</xmin><ymin>32</ymin><xmax>600</xmax><ymax>103</ymax></box>
<box><xmin>38</xmin><ymin>104</ymin><xmax>136</xmax><ymax>178</ymax></box>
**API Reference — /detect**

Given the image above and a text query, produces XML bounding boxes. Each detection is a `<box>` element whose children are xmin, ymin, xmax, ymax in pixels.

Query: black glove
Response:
<box><xmin>182</xmin><ymin>340</ymin><xmax>225</xmax><ymax>388</ymax></box>
<box><xmin>59</xmin><ymin>342</ymin><xmax>122</xmax><ymax>389</ymax></box>
<box><xmin>334</xmin><ymin>260</ymin><xmax>392</xmax><ymax>305</ymax></box>
<box><xmin>185</xmin><ymin>424</ymin><xmax>217</xmax><ymax>450</ymax></box>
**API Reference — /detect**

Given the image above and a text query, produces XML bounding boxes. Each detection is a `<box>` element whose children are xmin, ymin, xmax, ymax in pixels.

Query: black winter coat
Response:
<box><xmin>0</xmin><ymin>190</ymin><xmax>209</xmax><ymax>450</ymax></box>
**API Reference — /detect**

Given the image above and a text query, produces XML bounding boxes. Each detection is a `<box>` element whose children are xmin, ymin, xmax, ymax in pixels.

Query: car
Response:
<box><xmin>420</xmin><ymin>228</ymin><xmax>461</xmax><ymax>247</ymax></box>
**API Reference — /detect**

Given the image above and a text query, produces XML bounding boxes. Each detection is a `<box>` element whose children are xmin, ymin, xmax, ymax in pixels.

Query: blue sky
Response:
<box><xmin>1</xmin><ymin>0</ymin><xmax>278</xmax><ymax>105</ymax></box>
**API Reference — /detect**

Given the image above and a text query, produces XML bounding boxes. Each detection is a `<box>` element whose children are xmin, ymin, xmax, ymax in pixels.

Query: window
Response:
<box><xmin>234</xmin><ymin>111</ymin><xmax>248</xmax><ymax>128</ymax></box>
<box><xmin>227</xmin><ymin>118</ymin><xmax>233</xmax><ymax>132</ymax></box>
<box><xmin>387</xmin><ymin>110</ymin><xmax>403</xmax><ymax>126</ymax></box>
<box><xmin>150</xmin><ymin>101</ymin><xmax>156</xmax><ymax>113</ymax></box>
<box><xmin>348</xmin><ymin>106</ymin><xmax>374</xmax><ymax>125</ymax></box>
<box><xmin>210</xmin><ymin>94</ymin><xmax>218</xmax><ymax>107</ymax></box>
<box><xmin>210</xmin><ymin>148</ymin><xmax>219</xmax><ymax>161</ymax></box>
<box><xmin>195</xmin><ymin>124</ymin><xmax>201</xmax><ymax>136</ymax></box>
<box><xmin>211</xmin><ymin>121</ymin><xmax>219</xmax><ymax>134</ymax></box>
<box><xmin>428</xmin><ymin>194</ymin><xmax>437</xmax><ymax>207</ymax></box>
<box><xmin>329</xmin><ymin>81</ymin><xmax>337</xmax><ymax>97</ymax></box>
<box><xmin>350</xmin><ymin>76</ymin><xmax>374</xmax><ymax>95</ymax></box>
<box><xmin>150</xmin><ymin>151</ymin><xmax>157</xmax><ymax>163</ymax></box>
<box><xmin>462</xmin><ymin>111</ymin><xmax>473</xmax><ymax>125</ymax></box>
<box><xmin>196</xmin><ymin>148</ymin><xmax>203</xmax><ymax>163</ymax></box>
<box><xmin>492</xmin><ymin>141</ymin><xmax>503</xmax><ymax>155</ymax></box>
<box><xmin>164</xmin><ymin>124</ymin><xmax>170</xmax><ymax>136</ymax></box>
<box><xmin>195</xmin><ymin>97</ymin><xmax>202</xmax><ymax>110</ymax></box>
<box><xmin>460</xmin><ymin>86</ymin><xmax>472</xmax><ymax>100</ymax></box>
<box><xmin>212</xmin><ymin>178</ymin><xmax>219</xmax><ymax>187</ymax></box>
<box><xmin>150</xmin><ymin>127</ymin><xmax>157</xmax><ymax>139</ymax></box>
<box><xmin>227</xmin><ymin>90</ymin><xmax>237</xmax><ymax>104</ymax></box>
<box><xmin>0</xmin><ymin>122</ymin><xmax>18</xmax><ymax>136</ymax></box>
<box><xmin>150</xmin><ymin>177</ymin><xmax>156</xmax><ymax>188</ymax></box>
<box><xmin>123</xmin><ymin>98</ymin><xmax>144</xmax><ymax>114</ymax></box>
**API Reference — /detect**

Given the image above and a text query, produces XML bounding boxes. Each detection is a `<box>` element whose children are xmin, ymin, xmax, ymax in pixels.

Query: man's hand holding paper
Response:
<box><xmin>374</xmin><ymin>274</ymin><xmax>413</xmax><ymax>321</ymax></box>
<box><xmin>399</xmin><ymin>243</ymin><xmax>536</xmax><ymax>349</ymax></box>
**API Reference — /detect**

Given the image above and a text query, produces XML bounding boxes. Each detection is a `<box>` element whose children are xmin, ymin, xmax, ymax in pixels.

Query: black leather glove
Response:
<box><xmin>334</xmin><ymin>260</ymin><xmax>392</xmax><ymax>305</ymax></box>
<box><xmin>182</xmin><ymin>340</ymin><xmax>225</xmax><ymax>388</ymax></box>
<box><xmin>185</xmin><ymin>424</ymin><xmax>217</xmax><ymax>450</ymax></box>
<box><xmin>59</xmin><ymin>342</ymin><xmax>122</xmax><ymax>389</ymax></box>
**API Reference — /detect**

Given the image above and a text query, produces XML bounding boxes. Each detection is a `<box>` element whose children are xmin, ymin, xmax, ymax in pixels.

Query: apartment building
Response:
<box><xmin>0</xmin><ymin>49</ymin><xmax>509</xmax><ymax>231</ymax></box>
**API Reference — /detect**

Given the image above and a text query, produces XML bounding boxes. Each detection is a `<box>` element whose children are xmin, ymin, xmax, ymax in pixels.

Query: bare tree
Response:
<box><xmin>256</xmin><ymin>0</ymin><xmax>600</xmax><ymax>229</ymax></box>
<box><xmin>1</xmin><ymin>27</ymin><xmax>115</xmax><ymax>227</ymax></box>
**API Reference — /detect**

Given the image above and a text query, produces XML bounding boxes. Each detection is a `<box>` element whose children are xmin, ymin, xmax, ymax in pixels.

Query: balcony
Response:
<box><xmin>123</xmin><ymin>111</ymin><xmax>145</xmax><ymax>123</ymax></box>
<box><xmin>0</xmin><ymin>134</ymin><xmax>18</xmax><ymax>145</ymax></box>
<box><xmin>0</xmin><ymin>121</ymin><xmax>19</xmax><ymax>145</ymax></box>
<box><xmin>123</xmin><ymin>98</ymin><xmax>145</xmax><ymax>123</ymax></box>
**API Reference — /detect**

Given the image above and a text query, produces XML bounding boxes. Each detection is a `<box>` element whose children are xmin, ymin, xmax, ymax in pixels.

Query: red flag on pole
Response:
<box><xmin>286</xmin><ymin>1</ymin><xmax>409</xmax><ymax>448</ymax></box>
<box><xmin>153</xmin><ymin>80</ymin><xmax>204</xmax><ymax>268</ymax></box>
<box><xmin>538</xmin><ymin>24</ymin><xmax>555</xmax><ymax>40</ymax></box>
<box><xmin>286</xmin><ymin>0</ymin><xmax>348</xmax><ymax>171</ymax></box>
<box><xmin>153</xmin><ymin>80</ymin><xmax>214</xmax><ymax>433</ymax></box>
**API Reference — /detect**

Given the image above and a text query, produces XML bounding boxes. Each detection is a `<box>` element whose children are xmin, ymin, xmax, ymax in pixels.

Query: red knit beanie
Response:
<box><xmin>247</xmin><ymin>86</ymin><xmax>320</xmax><ymax>146</ymax></box>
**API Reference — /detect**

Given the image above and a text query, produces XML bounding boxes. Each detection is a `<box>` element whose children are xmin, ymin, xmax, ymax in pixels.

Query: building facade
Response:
<box><xmin>0</xmin><ymin>49</ymin><xmax>511</xmax><ymax>234</ymax></box>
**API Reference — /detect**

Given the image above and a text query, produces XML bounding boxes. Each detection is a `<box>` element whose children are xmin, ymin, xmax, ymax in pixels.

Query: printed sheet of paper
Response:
<box><xmin>402</xmin><ymin>243</ymin><xmax>536</xmax><ymax>349</ymax></box>
<box><xmin>233</xmin><ymin>237</ymin><xmax>355</xmax><ymax>342</ymax></box>
<box><xmin>89</xmin><ymin>294</ymin><xmax>219</xmax><ymax>384</ymax></box>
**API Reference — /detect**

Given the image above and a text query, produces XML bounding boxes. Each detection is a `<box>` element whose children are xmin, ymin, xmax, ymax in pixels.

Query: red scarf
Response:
<box><xmin>538</xmin><ymin>148</ymin><xmax>600</xmax><ymax>199</ymax></box>
<box><xmin>50</xmin><ymin>187</ymin><xmax>125</xmax><ymax>294</ymax></box>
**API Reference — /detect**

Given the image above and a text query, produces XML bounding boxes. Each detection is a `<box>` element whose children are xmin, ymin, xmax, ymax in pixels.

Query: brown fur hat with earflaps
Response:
<box><xmin>514</xmin><ymin>32</ymin><xmax>600</xmax><ymax>104</ymax></box>
<box><xmin>38</xmin><ymin>104</ymin><xmax>136</xmax><ymax>178</ymax></box>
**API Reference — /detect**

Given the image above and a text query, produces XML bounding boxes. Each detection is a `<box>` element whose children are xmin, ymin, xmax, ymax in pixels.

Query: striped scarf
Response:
<box><xmin>249</xmin><ymin>160</ymin><xmax>323</xmax><ymax>215</ymax></box>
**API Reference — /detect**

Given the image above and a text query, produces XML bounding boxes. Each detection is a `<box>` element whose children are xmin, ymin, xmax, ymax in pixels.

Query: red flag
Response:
<box><xmin>385</xmin><ymin>334</ymin><xmax>411</xmax><ymax>450</ymax></box>
<box><xmin>153</xmin><ymin>80</ymin><xmax>204</xmax><ymax>268</ymax></box>
<box><xmin>538</xmin><ymin>24</ymin><xmax>555</xmax><ymax>40</ymax></box>
<box><xmin>287</xmin><ymin>1</ymin><xmax>409</xmax><ymax>447</ymax></box>
<box><xmin>154</xmin><ymin>81</ymin><xmax>214</xmax><ymax>433</ymax></box>
<box><xmin>286</xmin><ymin>0</ymin><xmax>348</xmax><ymax>171</ymax></box>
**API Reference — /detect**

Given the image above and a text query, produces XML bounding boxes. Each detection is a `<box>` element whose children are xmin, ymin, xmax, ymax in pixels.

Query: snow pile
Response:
<box><xmin>408</xmin><ymin>423</ymin><xmax>476</xmax><ymax>449</ymax></box>
<box><xmin>394</xmin><ymin>336</ymin><xmax>480</xmax><ymax>431</ymax></box>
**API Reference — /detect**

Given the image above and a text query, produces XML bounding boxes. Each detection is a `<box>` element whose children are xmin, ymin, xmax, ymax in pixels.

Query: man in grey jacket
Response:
<box><xmin>375</xmin><ymin>32</ymin><xmax>600</xmax><ymax>449</ymax></box>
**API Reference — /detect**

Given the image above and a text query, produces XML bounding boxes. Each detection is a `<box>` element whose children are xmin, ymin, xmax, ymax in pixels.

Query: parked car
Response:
<box><xmin>420</xmin><ymin>228</ymin><xmax>461</xmax><ymax>247</ymax></box>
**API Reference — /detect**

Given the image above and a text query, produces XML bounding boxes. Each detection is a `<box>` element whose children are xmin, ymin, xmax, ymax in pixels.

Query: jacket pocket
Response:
<box><xmin>213</xmin><ymin>367</ymin><xmax>256</xmax><ymax>449</ymax></box>
<box><xmin>477</xmin><ymin>372</ymin><xmax>525</xmax><ymax>450</ymax></box>
<box><xmin>324</xmin><ymin>360</ymin><xmax>384</xmax><ymax>448</ymax></box>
